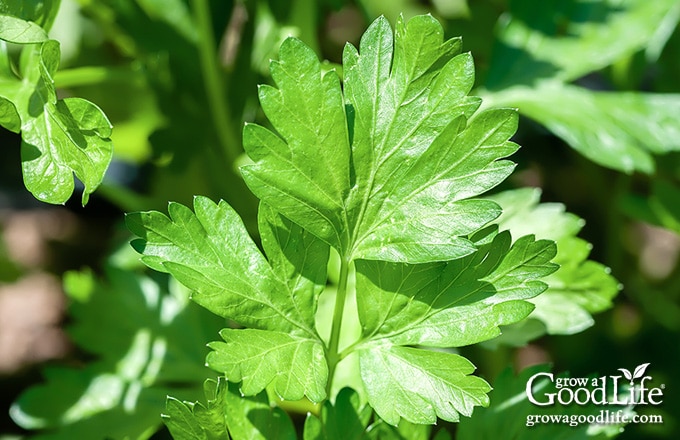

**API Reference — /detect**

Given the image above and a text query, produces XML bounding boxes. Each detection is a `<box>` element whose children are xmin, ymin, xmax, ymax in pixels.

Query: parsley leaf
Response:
<box><xmin>243</xmin><ymin>15</ymin><xmax>517</xmax><ymax>263</ymax></box>
<box><xmin>355</xmin><ymin>232</ymin><xmax>557</xmax><ymax>348</ymax></box>
<box><xmin>488</xmin><ymin>188</ymin><xmax>621</xmax><ymax>340</ymax></box>
<box><xmin>495</xmin><ymin>85</ymin><xmax>680</xmax><ymax>174</ymax></box>
<box><xmin>486</xmin><ymin>0</ymin><xmax>678</xmax><ymax>88</ymax></box>
<box><xmin>358</xmin><ymin>347</ymin><xmax>491</xmax><ymax>425</ymax></box>
<box><xmin>0</xmin><ymin>38</ymin><xmax>113</xmax><ymax>205</ymax></box>
<box><xmin>0</xmin><ymin>15</ymin><xmax>48</xmax><ymax>43</ymax></box>
<box><xmin>126</xmin><ymin>197</ymin><xmax>329</xmax><ymax>402</ymax></box>
<box><xmin>163</xmin><ymin>378</ymin><xmax>296</xmax><ymax>440</ymax></box>
<box><xmin>353</xmin><ymin>229</ymin><xmax>556</xmax><ymax>424</ymax></box>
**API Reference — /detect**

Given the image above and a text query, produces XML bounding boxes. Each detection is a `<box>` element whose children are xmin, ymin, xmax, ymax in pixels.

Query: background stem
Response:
<box><xmin>54</xmin><ymin>66</ymin><xmax>142</xmax><ymax>88</ymax></box>
<box><xmin>192</xmin><ymin>0</ymin><xmax>241</xmax><ymax>165</ymax></box>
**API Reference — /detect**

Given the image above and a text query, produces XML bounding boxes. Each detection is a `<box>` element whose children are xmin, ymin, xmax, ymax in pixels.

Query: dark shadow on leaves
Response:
<box><xmin>20</xmin><ymin>141</ymin><xmax>41</xmax><ymax>162</ymax></box>
<box><xmin>356</xmin><ymin>231</ymin><xmax>513</xmax><ymax>313</ymax></box>
<box><xmin>484</xmin><ymin>42</ymin><xmax>560</xmax><ymax>91</ymax></box>
<box><xmin>485</xmin><ymin>0</ymin><xmax>625</xmax><ymax>90</ymax></box>
<box><xmin>509</xmin><ymin>0</ymin><xmax>623</xmax><ymax>37</ymax></box>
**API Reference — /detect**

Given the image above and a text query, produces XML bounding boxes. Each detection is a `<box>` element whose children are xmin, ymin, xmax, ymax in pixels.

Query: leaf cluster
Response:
<box><xmin>127</xmin><ymin>14</ymin><xmax>560</xmax><ymax>431</ymax></box>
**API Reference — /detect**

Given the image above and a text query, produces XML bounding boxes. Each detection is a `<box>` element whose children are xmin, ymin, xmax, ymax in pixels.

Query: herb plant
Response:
<box><xmin>125</xmin><ymin>14</ymin><xmax>610</xmax><ymax>436</ymax></box>
<box><xmin>8</xmin><ymin>0</ymin><xmax>680</xmax><ymax>438</ymax></box>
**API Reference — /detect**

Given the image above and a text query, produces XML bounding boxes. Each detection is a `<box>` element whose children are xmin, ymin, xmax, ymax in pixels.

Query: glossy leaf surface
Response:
<box><xmin>242</xmin><ymin>15</ymin><xmax>518</xmax><ymax>263</ymax></box>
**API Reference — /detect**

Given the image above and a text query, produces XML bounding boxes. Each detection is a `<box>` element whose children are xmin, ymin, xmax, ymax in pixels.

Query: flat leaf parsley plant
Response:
<box><xmin>127</xmin><ymin>14</ymin><xmax>560</xmax><ymax>433</ymax></box>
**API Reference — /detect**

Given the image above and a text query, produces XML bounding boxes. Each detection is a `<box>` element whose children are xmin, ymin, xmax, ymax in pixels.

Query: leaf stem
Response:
<box><xmin>192</xmin><ymin>0</ymin><xmax>241</xmax><ymax>165</ymax></box>
<box><xmin>54</xmin><ymin>66</ymin><xmax>143</xmax><ymax>88</ymax></box>
<box><xmin>326</xmin><ymin>256</ymin><xmax>350</xmax><ymax>397</ymax></box>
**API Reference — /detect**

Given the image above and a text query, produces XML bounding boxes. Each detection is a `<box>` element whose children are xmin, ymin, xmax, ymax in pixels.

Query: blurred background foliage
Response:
<box><xmin>1</xmin><ymin>0</ymin><xmax>680</xmax><ymax>438</ymax></box>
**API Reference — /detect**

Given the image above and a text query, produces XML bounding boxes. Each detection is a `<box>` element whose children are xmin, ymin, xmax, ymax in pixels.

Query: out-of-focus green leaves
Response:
<box><xmin>0</xmin><ymin>231</ymin><xmax>22</xmax><ymax>282</ymax></box>
<box><xmin>9</xmin><ymin>266</ymin><xmax>223</xmax><ymax>438</ymax></box>
<box><xmin>479</xmin><ymin>0</ymin><xmax>680</xmax><ymax>174</ymax></box>
<box><xmin>457</xmin><ymin>365</ymin><xmax>633</xmax><ymax>439</ymax></box>
<box><xmin>486</xmin><ymin>0</ymin><xmax>678</xmax><ymax>88</ymax></box>
<box><xmin>0</xmin><ymin>0</ymin><xmax>61</xmax><ymax>31</ymax></box>
<box><xmin>622</xmin><ymin>179</ymin><xmax>680</xmax><ymax>234</ymax></box>
<box><xmin>489</xmin><ymin>85</ymin><xmax>680</xmax><ymax>174</ymax></box>
<box><xmin>363</xmin><ymin>418</ymin><xmax>452</xmax><ymax>440</ymax></box>
<box><xmin>356</xmin><ymin>0</ymin><xmax>430</xmax><ymax>23</ymax></box>
<box><xmin>486</xmin><ymin>188</ymin><xmax>621</xmax><ymax>345</ymax></box>
<box><xmin>135</xmin><ymin>0</ymin><xmax>197</xmax><ymax>44</ymax></box>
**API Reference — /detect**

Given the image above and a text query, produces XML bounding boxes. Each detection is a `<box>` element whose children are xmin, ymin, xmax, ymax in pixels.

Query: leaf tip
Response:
<box><xmin>81</xmin><ymin>191</ymin><xmax>90</xmax><ymax>207</ymax></box>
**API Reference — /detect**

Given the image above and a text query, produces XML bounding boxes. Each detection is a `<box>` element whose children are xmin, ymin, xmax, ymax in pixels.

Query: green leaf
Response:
<box><xmin>352</xmin><ymin>229</ymin><xmax>556</xmax><ymax>425</ymax></box>
<box><xmin>355</xmin><ymin>231</ymin><xmax>557</xmax><ymax>348</ymax></box>
<box><xmin>241</xmin><ymin>34</ymin><xmax>351</xmax><ymax>251</ymax></box>
<box><xmin>0</xmin><ymin>0</ymin><xmax>61</xmax><ymax>31</ymax></box>
<box><xmin>0</xmin><ymin>225</ymin><xmax>22</xmax><ymax>282</ymax></box>
<box><xmin>488</xmin><ymin>188</ymin><xmax>621</xmax><ymax>339</ymax></box>
<box><xmin>163</xmin><ymin>379</ymin><xmax>297</xmax><ymax>440</ymax></box>
<box><xmin>126</xmin><ymin>198</ymin><xmax>329</xmax><ymax>401</ymax></box>
<box><xmin>10</xmin><ymin>267</ymin><xmax>223</xmax><ymax>438</ymax></box>
<box><xmin>165</xmin><ymin>396</ymin><xmax>220</xmax><ymax>440</ymax></box>
<box><xmin>364</xmin><ymin>418</ymin><xmax>437</xmax><ymax>440</ymax></box>
<box><xmin>357</xmin><ymin>347</ymin><xmax>491</xmax><ymax>425</ymax></box>
<box><xmin>258</xmin><ymin>202</ymin><xmax>328</xmax><ymax>309</ymax></box>
<box><xmin>243</xmin><ymin>14</ymin><xmax>518</xmax><ymax>263</ymax></box>
<box><xmin>222</xmin><ymin>381</ymin><xmax>296</xmax><ymax>440</ymax></box>
<box><xmin>486</xmin><ymin>0</ymin><xmax>678</xmax><ymax>88</ymax></box>
<box><xmin>493</xmin><ymin>85</ymin><xmax>680</xmax><ymax>174</ymax></box>
<box><xmin>135</xmin><ymin>0</ymin><xmax>197</xmax><ymax>43</ymax></box>
<box><xmin>0</xmin><ymin>41</ymin><xmax>113</xmax><ymax>204</ymax></box>
<box><xmin>127</xmin><ymin>198</ymin><xmax>321</xmax><ymax>333</ymax></box>
<box><xmin>629</xmin><ymin>179</ymin><xmax>680</xmax><ymax>234</ymax></box>
<box><xmin>207</xmin><ymin>329</ymin><xmax>327</xmax><ymax>402</ymax></box>
<box><xmin>457</xmin><ymin>365</ymin><xmax>631</xmax><ymax>439</ymax></box>
<box><xmin>0</xmin><ymin>14</ymin><xmax>48</xmax><ymax>43</ymax></box>
<box><xmin>303</xmin><ymin>387</ymin><xmax>372</xmax><ymax>440</ymax></box>
<box><xmin>163</xmin><ymin>380</ymin><xmax>237</xmax><ymax>440</ymax></box>
<box><xmin>0</xmin><ymin>95</ymin><xmax>21</xmax><ymax>132</ymax></box>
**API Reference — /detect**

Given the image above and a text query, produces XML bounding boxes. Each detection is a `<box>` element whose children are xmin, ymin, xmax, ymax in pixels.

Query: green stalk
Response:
<box><xmin>277</xmin><ymin>397</ymin><xmax>321</xmax><ymax>416</ymax></box>
<box><xmin>325</xmin><ymin>256</ymin><xmax>351</xmax><ymax>397</ymax></box>
<box><xmin>192</xmin><ymin>0</ymin><xmax>241</xmax><ymax>165</ymax></box>
<box><xmin>54</xmin><ymin>66</ymin><xmax>142</xmax><ymax>88</ymax></box>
